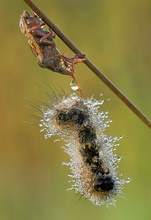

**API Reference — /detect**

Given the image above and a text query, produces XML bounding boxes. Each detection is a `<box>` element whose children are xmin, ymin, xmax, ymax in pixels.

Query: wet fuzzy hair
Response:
<box><xmin>39</xmin><ymin>92</ymin><xmax>130</xmax><ymax>207</ymax></box>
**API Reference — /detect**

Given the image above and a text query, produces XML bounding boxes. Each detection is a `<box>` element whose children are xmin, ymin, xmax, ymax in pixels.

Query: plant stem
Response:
<box><xmin>23</xmin><ymin>0</ymin><xmax>151</xmax><ymax>129</ymax></box>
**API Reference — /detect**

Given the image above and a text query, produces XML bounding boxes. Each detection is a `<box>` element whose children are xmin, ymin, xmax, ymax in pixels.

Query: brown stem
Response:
<box><xmin>22</xmin><ymin>0</ymin><xmax>151</xmax><ymax>129</ymax></box>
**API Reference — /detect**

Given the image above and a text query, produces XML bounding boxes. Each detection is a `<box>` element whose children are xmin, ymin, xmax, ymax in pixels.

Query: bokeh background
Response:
<box><xmin>0</xmin><ymin>0</ymin><xmax>151</xmax><ymax>219</ymax></box>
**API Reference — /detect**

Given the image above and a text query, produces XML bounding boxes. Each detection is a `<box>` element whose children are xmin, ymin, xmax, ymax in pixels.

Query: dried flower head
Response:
<box><xmin>39</xmin><ymin>92</ymin><xmax>130</xmax><ymax>207</ymax></box>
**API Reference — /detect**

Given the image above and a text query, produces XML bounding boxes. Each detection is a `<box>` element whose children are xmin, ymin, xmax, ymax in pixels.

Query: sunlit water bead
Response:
<box><xmin>70</xmin><ymin>80</ymin><xmax>79</xmax><ymax>92</ymax></box>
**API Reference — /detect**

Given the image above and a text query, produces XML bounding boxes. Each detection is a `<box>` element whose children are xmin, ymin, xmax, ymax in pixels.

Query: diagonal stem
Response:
<box><xmin>23</xmin><ymin>0</ymin><xmax>151</xmax><ymax>129</ymax></box>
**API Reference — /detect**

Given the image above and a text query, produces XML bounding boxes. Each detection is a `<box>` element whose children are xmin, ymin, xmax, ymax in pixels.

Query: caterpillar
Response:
<box><xmin>39</xmin><ymin>92</ymin><xmax>129</xmax><ymax>206</ymax></box>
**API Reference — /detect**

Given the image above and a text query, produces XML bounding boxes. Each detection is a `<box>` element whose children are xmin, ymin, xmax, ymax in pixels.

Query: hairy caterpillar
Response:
<box><xmin>39</xmin><ymin>92</ymin><xmax>129</xmax><ymax>206</ymax></box>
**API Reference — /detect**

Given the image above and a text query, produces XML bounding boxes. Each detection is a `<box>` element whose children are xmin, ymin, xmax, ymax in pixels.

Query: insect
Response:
<box><xmin>56</xmin><ymin>101</ymin><xmax>115</xmax><ymax>193</ymax></box>
<box><xmin>39</xmin><ymin>92</ymin><xmax>129</xmax><ymax>206</ymax></box>
<box><xmin>19</xmin><ymin>10</ymin><xmax>86</xmax><ymax>96</ymax></box>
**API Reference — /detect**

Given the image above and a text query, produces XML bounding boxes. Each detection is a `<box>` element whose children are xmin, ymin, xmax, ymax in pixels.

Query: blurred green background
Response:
<box><xmin>0</xmin><ymin>0</ymin><xmax>151</xmax><ymax>219</ymax></box>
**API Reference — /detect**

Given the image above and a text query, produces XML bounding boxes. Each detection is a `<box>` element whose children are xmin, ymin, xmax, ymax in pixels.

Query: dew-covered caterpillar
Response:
<box><xmin>39</xmin><ymin>93</ymin><xmax>129</xmax><ymax>206</ymax></box>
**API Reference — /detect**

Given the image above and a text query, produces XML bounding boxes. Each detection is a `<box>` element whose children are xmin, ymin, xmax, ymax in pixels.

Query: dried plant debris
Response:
<box><xmin>39</xmin><ymin>93</ymin><xmax>130</xmax><ymax>206</ymax></box>
<box><xmin>19</xmin><ymin>10</ymin><xmax>85</xmax><ymax>96</ymax></box>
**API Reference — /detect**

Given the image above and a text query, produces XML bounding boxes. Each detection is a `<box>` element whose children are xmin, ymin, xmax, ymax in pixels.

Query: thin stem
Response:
<box><xmin>23</xmin><ymin>0</ymin><xmax>151</xmax><ymax>129</ymax></box>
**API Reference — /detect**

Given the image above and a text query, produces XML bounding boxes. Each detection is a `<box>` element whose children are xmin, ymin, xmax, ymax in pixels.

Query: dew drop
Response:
<box><xmin>70</xmin><ymin>80</ymin><xmax>78</xmax><ymax>91</ymax></box>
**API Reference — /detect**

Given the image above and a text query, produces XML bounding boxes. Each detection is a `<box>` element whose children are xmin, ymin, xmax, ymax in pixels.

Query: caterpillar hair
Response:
<box><xmin>39</xmin><ymin>92</ymin><xmax>130</xmax><ymax>207</ymax></box>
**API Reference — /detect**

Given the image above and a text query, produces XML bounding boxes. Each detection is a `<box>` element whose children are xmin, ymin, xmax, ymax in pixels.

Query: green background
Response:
<box><xmin>0</xmin><ymin>0</ymin><xmax>151</xmax><ymax>219</ymax></box>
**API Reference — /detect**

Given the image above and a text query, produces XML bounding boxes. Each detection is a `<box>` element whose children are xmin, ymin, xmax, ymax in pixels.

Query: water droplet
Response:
<box><xmin>70</xmin><ymin>80</ymin><xmax>78</xmax><ymax>91</ymax></box>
